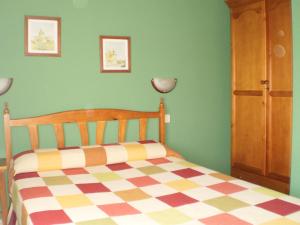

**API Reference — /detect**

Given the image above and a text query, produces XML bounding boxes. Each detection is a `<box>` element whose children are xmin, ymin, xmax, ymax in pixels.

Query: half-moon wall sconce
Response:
<box><xmin>151</xmin><ymin>78</ymin><xmax>177</xmax><ymax>93</ymax></box>
<box><xmin>0</xmin><ymin>78</ymin><xmax>13</xmax><ymax>96</ymax></box>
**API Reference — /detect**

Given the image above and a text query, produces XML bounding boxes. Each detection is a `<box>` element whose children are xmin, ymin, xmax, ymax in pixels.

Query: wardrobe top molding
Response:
<box><xmin>225</xmin><ymin>0</ymin><xmax>289</xmax><ymax>8</ymax></box>
<box><xmin>225</xmin><ymin>0</ymin><xmax>263</xmax><ymax>8</ymax></box>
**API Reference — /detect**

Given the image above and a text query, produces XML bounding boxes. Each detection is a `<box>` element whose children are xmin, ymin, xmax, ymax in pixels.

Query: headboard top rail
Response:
<box><xmin>6</xmin><ymin>108</ymin><xmax>160</xmax><ymax>126</ymax></box>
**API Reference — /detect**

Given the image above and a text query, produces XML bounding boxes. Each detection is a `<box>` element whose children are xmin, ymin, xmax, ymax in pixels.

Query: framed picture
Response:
<box><xmin>100</xmin><ymin>36</ymin><xmax>131</xmax><ymax>73</ymax></box>
<box><xmin>24</xmin><ymin>16</ymin><xmax>61</xmax><ymax>57</ymax></box>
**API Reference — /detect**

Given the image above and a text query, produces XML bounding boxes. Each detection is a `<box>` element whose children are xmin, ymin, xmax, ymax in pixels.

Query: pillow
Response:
<box><xmin>12</xmin><ymin>140</ymin><xmax>178</xmax><ymax>175</ymax></box>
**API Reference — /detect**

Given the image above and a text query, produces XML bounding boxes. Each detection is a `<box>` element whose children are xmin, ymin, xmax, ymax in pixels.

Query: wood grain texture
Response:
<box><xmin>28</xmin><ymin>124</ymin><xmax>39</xmax><ymax>149</ymax></box>
<box><xmin>3</xmin><ymin>101</ymin><xmax>166</xmax><ymax>164</ymax></box>
<box><xmin>118</xmin><ymin>120</ymin><xmax>127</xmax><ymax>143</ymax></box>
<box><xmin>54</xmin><ymin>123</ymin><xmax>65</xmax><ymax>148</ymax></box>
<box><xmin>227</xmin><ymin>0</ymin><xmax>292</xmax><ymax>193</ymax></box>
<box><xmin>233</xmin><ymin>90</ymin><xmax>263</xmax><ymax>96</ymax></box>
<box><xmin>269</xmin><ymin>91</ymin><xmax>292</xmax><ymax>97</ymax></box>
<box><xmin>139</xmin><ymin>118</ymin><xmax>147</xmax><ymax>141</ymax></box>
<box><xmin>96</xmin><ymin>121</ymin><xmax>106</xmax><ymax>145</ymax></box>
<box><xmin>0</xmin><ymin>161</ymin><xmax>8</xmax><ymax>225</ymax></box>
<box><xmin>3</xmin><ymin>107</ymin><xmax>12</xmax><ymax>166</ymax></box>
<box><xmin>77</xmin><ymin>122</ymin><xmax>89</xmax><ymax>146</ymax></box>
<box><xmin>232</xmin><ymin>96</ymin><xmax>267</xmax><ymax>175</ymax></box>
<box><xmin>266</xmin><ymin>0</ymin><xmax>292</xmax><ymax>186</ymax></box>
<box><xmin>230</xmin><ymin>0</ymin><xmax>267</xmax><ymax>176</ymax></box>
<box><xmin>226</xmin><ymin>0</ymin><xmax>264</xmax><ymax>8</ymax></box>
<box><xmin>8</xmin><ymin>109</ymin><xmax>160</xmax><ymax>127</ymax></box>
<box><xmin>232</xmin><ymin>167</ymin><xmax>289</xmax><ymax>193</ymax></box>
<box><xmin>159</xmin><ymin>98</ymin><xmax>166</xmax><ymax>144</ymax></box>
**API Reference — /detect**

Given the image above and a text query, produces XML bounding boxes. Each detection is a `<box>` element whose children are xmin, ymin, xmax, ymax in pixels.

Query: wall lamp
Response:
<box><xmin>151</xmin><ymin>78</ymin><xmax>177</xmax><ymax>94</ymax></box>
<box><xmin>0</xmin><ymin>78</ymin><xmax>13</xmax><ymax>96</ymax></box>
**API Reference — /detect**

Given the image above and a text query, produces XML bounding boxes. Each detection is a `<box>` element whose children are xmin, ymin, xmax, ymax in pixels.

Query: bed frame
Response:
<box><xmin>3</xmin><ymin>99</ymin><xmax>166</xmax><ymax>166</ymax></box>
<box><xmin>1</xmin><ymin>99</ymin><xmax>166</xmax><ymax>225</ymax></box>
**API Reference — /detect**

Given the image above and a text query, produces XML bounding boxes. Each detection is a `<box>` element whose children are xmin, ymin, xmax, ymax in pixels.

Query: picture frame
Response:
<box><xmin>24</xmin><ymin>16</ymin><xmax>61</xmax><ymax>57</ymax></box>
<box><xmin>100</xmin><ymin>36</ymin><xmax>131</xmax><ymax>73</ymax></box>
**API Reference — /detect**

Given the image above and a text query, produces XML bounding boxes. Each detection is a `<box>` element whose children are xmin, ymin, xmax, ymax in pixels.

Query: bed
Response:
<box><xmin>2</xmin><ymin>100</ymin><xmax>300</xmax><ymax>225</ymax></box>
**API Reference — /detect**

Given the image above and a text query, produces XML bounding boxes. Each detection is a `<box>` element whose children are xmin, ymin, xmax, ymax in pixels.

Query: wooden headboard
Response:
<box><xmin>3</xmin><ymin>99</ymin><xmax>166</xmax><ymax>165</ymax></box>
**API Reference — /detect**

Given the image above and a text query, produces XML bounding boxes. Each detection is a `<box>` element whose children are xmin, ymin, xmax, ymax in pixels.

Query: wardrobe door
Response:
<box><xmin>230</xmin><ymin>1</ymin><xmax>267</xmax><ymax>175</ymax></box>
<box><xmin>266</xmin><ymin>0</ymin><xmax>292</xmax><ymax>184</ymax></box>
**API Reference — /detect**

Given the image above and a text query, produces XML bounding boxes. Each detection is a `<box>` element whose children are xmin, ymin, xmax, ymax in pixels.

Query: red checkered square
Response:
<box><xmin>173</xmin><ymin>168</ymin><xmax>204</xmax><ymax>178</ymax></box>
<box><xmin>208</xmin><ymin>182</ymin><xmax>246</xmax><ymax>194</ymax></box>
<box><xmin>256</xmin><ymin>199</ymin><xmax>300</xmax><ymax>216</ymax></box>
<box><xmin>201</xmin><ymin>213</ymin><xmax>251</xmax><ymax>225</ymax></box>
<box><xmin>76</xmin><ymin>183</ymin><xmax>110</xmax><ymax>193</ymax></box>
<box><xmin>107</xmin><ymin>163</ymin><xmax>132</xmax><ymax>171</ymax></box>
<box><xmin>14</xmin><ymin>172</ymin><xmax>39</xmax><ymax>181</ymax></box>
<box><xmin>63</xmin><ymin>168</ymin><xmax>88</xmax><ymax>175</ymax></box>
<box><xmin>157</xmin><ymin>192</ymin><xmax>198</xmax><ymax>207</ymax></box>
<box><xmin>98</xmin><ymin>203</ymin><xmax>140</xmax><ymax>216</ymax></box>
<box><xmin>128</xmin><ymin>176</ymin><xmax>159</xmax><ymax>187</ymax></box>
<box><xmin>20</xmin><ymin>186</ymin><xmax>52</xmax><ymax>200</ymax></box>
<box><xmin>30</xmin><ymin>210</ymin><xmax>72</xmax><ymax>225</ymax></box>
<box><xmin>147</xmin><ymin>158</ymin><xmax>171</xmax><ymax>165</ymax></box>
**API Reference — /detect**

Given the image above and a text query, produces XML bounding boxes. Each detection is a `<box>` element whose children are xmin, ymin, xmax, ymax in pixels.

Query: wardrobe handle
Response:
<box><xmin>260</xmin><ymin>80</ymin><xmax>270</xmax><ymax>90</ymax></box>
<box><xmin>260</xmin><ymin>80</ymin><xmax>269</xmax><ymax>85</ymax></box>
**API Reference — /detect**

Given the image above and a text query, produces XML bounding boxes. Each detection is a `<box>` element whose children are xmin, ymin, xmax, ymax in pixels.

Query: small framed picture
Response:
<box><xmin>100</xmin><ymin>36</ymin><xmax>131</xmax><ymax>73</ymax></box>
<box><xmin>24</xmin><ymin>16</ymin><xmax>61</xmax><ymax>57</ymax></box>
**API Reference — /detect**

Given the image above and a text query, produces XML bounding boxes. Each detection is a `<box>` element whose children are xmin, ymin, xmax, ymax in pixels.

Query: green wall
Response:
<box><xmin>291</xmin><ymin>0</ymin><xmax>300</xmax><ymax>197</ymax></box>
<box><xmin>0</xmin><ymin>0</ymin><xmax>231</xmax><ymax>173</ymax></box>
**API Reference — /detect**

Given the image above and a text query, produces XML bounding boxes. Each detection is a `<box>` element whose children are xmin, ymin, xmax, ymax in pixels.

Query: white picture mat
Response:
<box><xmin>102</xmin><ymin>39</ymin><xmax>129</xmax><ymax>70</ymax></box>
<box><xmin>28</xmin><ymin>19</ymin><xmax>58</xmax><ymax>54</ymax></box>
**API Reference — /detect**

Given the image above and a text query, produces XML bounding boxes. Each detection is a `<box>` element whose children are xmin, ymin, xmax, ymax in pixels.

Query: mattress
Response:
<box><xmin>8</xmin><ymin>142</ymin><xmax>300</xmax><ymax>225</ymax></box>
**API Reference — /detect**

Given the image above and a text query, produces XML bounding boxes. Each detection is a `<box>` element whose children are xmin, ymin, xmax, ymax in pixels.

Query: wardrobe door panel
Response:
<box><xmin>267</xmin><ymin>0</ymin><xmax>292</xmax><ymax>182</ymax></box>
<box><xmin>226</xmin><ymin>0</ymin><xmax>292</xmax><ymax>193</ymax></box>
<box><xmin>232</xmin><ymin>95</ymin><xmax>266</xmax><ymax>174</ymax></box>
<box><xmin>232</xmin><ymin>2</ymin><xmax>267</xmax><ymax>91</ymax></box>
<box><xmin>231</xmin><ymin>0</ymin><xmax>267</xmax><ymax>175</ymax></box>
<box><xmin>268</xmin><ymin>97</ymin><xmax>292</xmax><ymax>181</ymax></box>
<box><xmin>268</xmin><ymin>0</ymin><xmax>292</xmax><ymax>90</ymax></box>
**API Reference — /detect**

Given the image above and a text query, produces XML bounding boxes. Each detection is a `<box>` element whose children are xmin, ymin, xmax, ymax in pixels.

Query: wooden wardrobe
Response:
<box><xmin>225</xmin><ymin>0</ymin><xmax>293</xmax><ymax>193</ymax></box>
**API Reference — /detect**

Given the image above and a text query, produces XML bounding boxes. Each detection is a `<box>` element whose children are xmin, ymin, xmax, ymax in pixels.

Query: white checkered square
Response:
<box><xmin>60</xmin><ymin>149</ymin><xmax>85</xmax><ymax>169</ymax></box>
<box><xmin>115</xmin><ymin>168</ymin><xmax>145</xmax><ymax>179</ymax></box>
<box><xmin>150</xmin><ymin>172</ymin><xmax>181</xmax><ymax>183</ymax></box>
<box><xmin>15</xmin><ymin>177</ymin><xmax>46</xmax><ymax>190</ymax></box>
<box><xmin>49</xmin><ymin>184</ymin><xmax>82</xmax><ymax>196</ymax></box>
<box><xmin>67</xmin><ymin>174</ymin><xmax>99</xmax><ymax>184</ymax></box>
<box><xmin>184</xmin><ymin>187</ymin><xmax>223</xmax><ymax>201</ymax></box>
<box><xmin>101</xmin><ymin>180</ymin><xmax>135</xmax><ymax>192</ymax></box>
<box><xmin>140</xmin><ymin>184</ymin><xmax>176</xmax><ymax>197</ymax></box>
<box><xmin>87</xmin><ymin>192</ymin><xmax>123</xmax><ymax>205</ymax></box>
<box><xmin>178</xmin><ymin>202</ymin><xmax>221</xmax><ymax>219</ymax></box>
<box><xmin>105</xmin><ymin>145</ymin><xmax>128</xmax><ymax>164</ymax></box>
<box><xmin>230</xmin><ymin>189</ymin><xmax>274</xmax><ymax>205</ymax></box>
<box><xmin>64</xmin><ymin>206</ymin><xmax>107</xmax><ymax>222</ymax></box>
<box><xmin>230</xmin><ymin>206</ymin><xmax>280</xmax><ymax>224</ymax></box>
<box><xmin>130</xmin><ymin>198</ymin><xmax>169</xmax><ymax>213</ymax></box>
<box><xmin>23</xmin><ymin>197</ymin><xmax>61</xmax><ymax>213</ymax></box>
<box><xmin>189</xmin><ymin>175</ymin><xmax>223</xmax><ymax>186</ymax></box>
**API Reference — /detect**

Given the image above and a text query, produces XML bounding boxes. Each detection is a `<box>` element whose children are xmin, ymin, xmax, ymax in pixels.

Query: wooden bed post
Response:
<box><xmin>159</xmin><ymin>98</ymin><xmax>166</xmax><ymax>144</ymax></box>
<box><xmin>3</xmin><ymin>103</ymin><xmax>12</xmax><ymax>166</ymax></box>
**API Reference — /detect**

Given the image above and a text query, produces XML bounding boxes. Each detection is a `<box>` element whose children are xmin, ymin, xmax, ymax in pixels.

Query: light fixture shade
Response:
<box><xmin>151</xmin><ymin>78</ymin><xmax>177</xmax><ymax>93</ymax></box>
<box><xmin>0</xmin><ymin>78</ymin><xmax>13</xmax><ymax>96</ymax></box>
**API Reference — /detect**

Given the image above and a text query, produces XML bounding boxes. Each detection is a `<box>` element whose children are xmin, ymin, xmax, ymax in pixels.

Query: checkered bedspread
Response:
<box><xmin>8</xmin><ymin>155</ymin><xmax>300</xmax><ymax>225</ymax></box>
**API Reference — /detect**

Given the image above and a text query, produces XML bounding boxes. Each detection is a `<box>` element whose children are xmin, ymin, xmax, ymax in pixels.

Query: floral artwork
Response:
<box><xmin>25</xmin><ymin>16</ymin><xmax>61</xmax><ymax>57</ymax></box>
<box><xmin>100</xmin><ymin>36</ymin><xmax>131</xmax><ymax>73</ymax></box>
<box><xmin>31</xmin><ymin>29</ymin><xmax>55</xmax><ymax>51</ymax></box>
